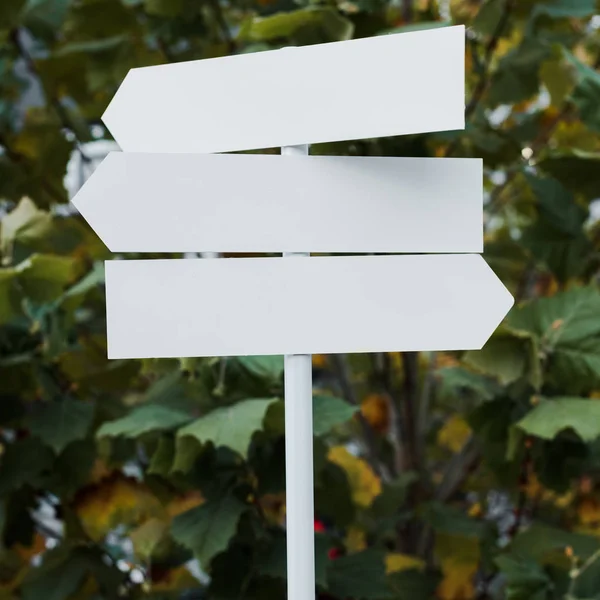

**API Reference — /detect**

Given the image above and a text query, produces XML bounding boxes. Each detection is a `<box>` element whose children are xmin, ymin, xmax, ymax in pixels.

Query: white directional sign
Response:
<box><xmin>104</xmin><ymin>255</ymin><xmax>513</xmax><ymax>359</ymax></box>
<box><xmin>73</xmin><ymin>153</ymin><xmax>483</xmax><ymax>253</ymax></box>
<box><xmin>73</xmin><ymin>25</ymin><xmax>513</xmax><ymax>600</ymax></box>
<box><xmin>102</xmin><ymin>26</ymin><xmax>465</xmax><ymax>154</ymax></box>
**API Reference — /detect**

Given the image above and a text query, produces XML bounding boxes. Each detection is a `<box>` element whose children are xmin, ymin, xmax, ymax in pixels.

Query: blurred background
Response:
<box><xmin>1</xmin><ymin>0</ymin><xmax>600</xmax><ymax>598</ymax></box>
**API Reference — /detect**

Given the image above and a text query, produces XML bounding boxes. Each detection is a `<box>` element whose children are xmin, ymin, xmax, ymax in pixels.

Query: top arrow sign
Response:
<box><xmin>103</xmin><ymin>26</ymin><xmax>465</xmax><ymax>154</ymax></box>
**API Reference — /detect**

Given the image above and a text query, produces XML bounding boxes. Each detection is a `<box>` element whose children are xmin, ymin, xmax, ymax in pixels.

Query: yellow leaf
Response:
<box><xmin>327</xmin><ymin>446</ymin><xmax>381</xmax><ymax>508</ymax></box>
<box><xmin>437</xmin><ymin>416</ymin><xmax>472</xmax><ymax>453</ymax></box>
<box><xmin>437</xmin><ymin>558</ymin><xmax>477</xmax><ymax>600</ymax></box>
<box><xmin>436</xmin><ymin>534</ymin><xmax>479</xmax><ymax>600</ymax></box>
<box><xmin>74</xmin><ymin>473</ymin><xmax>164</xmax><ymax>541</ymax></box>
<box><xmin>360</xmin><ymin>393</ymin><xmax>390</xmax><ymax>434</ymax></box>
<box><xmin>385</xmin><ymin>553</ymin><xmax>425</xmax><ymax>574</ymax></box>
<box><xmin>345</xmin><ymin>526</ymin><xmax>367</xmax><ymax>553</ymax></box>
<box><xmin>166</xmin><ymin>491</ymin><xmax>204</xmax><ymax>518</ymax></box>
<box><xmin>312</xmin><ymin>354</ymin><xmax>328</xmax><ymax>369</ymax></box>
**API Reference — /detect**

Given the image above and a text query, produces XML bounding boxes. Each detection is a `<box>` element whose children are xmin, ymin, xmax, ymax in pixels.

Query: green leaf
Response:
<box><xmin>512</xmin><ymin>522</ymin><xmax>599</xmax><ymax>563</ymax></box>
<box><xmin>28</xmin><ymin>398</ymin><xmax>94</xmax><ymax>454</ymax></box>
<box><xmin>312</xmin><ymin>395</ymin><xmax>357</xmax><ymax>436</ymax></box>
<box><xmin>0</xmin><ymin>437</ymin><xmax>54</xmax><ymax>495</ymax></box>
<box><xmin>22</xmin><ymin>0</ymin><xmax>72</xmax><ymax>41</ymax></box>
<box><xmin>265</xmin><ymin>395</ymin><xmax>357</xmax><ymax>436</ymax></box>
<box><xmin>464</xmin><ymin>335</ymin><xmax>529</xmax><ymax>386</ymax></box>
<box><xmin>0</xmin><ymin>197</ymin><xmax>52</xmax><ymax>256</ymax></box>
<box><xmin>15</xmin><ymin>253</ymin><xmax>78</xmax><ymax>304</ymax></box>
<box><xmin>0</xmin><ymin>0</ymin><xmax>26</xmax><ymax>31</ymax></box>
<box><xmin>564</xmin><ymin>50</ymin><xmax>600</xmax><ymax>133</ymax></box>
<box><xmin>421</xmin><ymin>502</ymin><xmax>486</xmax><ymax>538</ymax></box>
<box><xmin>144</xmin><ymin>0</ymin><xmax>184</xmax><ymax>17</ymax></box>
<box><xmin>532</xmin><ymin>0</ymin><xmax>596</xmax><ymax>19</ymax></box>
<box><xmin>171</xmin><ymin>495</ymin><xmax>246</xmax><ymax>569</ymax></box>
<box><xmin>507</xmin><ymin>286</ymin><xmax>600</xmax><ymax>393</ymax></box>
<box><xmin>238</xmin><ymin>8</ymin><xmax>354</xmax><ymax>44</ymax></box>
<box><xmin>177</xmin><ymin>398</ymin><xmax>276</xmax><ymax>458</ymax></box>
<box><xmin>148</xmin><ymin>436</ymin><xmax>176</xmax><ymax>476</ymax></box>
<box><xmin>256</xmin><ymin>531</ymin><xmax>331</xmax><ymax>588</ymax></box>
<box><xmin>488</xmin><ymin>39</ymin><xmax>549</xmax><ymax>106</ymax></box>
<box><xmin>388</xmin><ymin>568</ymin><xmax>440</xmax><ymax>600</ymax></box>
<box><xmin>21</xmin><ymin>545</ymin><xmax>124</xmax><ymax>600</ymax></box>
<box><xmin>327</xmin><ymin>550</ymin><xmax>391</xmax><ymax>599</ymax></box>
<box><xmin>494</xmin><ymin>555</ymin><xmax>553</xmax><ymax>600</ymax></box>
<box><xmin>237</xmin><ymin>355</ymin><xmax>284</xmax><ymax>383</ymax></box>
<box><xmin>0</xmin><ymin>268</ymin><xmax>22</xmax><ymax>325</ymax></box>
<box><xmin>436</xmin><ymin>367</ymin><xmax>500</xmax><ymax>404</ymax></box>
<box><xmin>21</xmin><ymin>547</ymin><xmax>88</xmax><ymax>600</ymax></box>
<box><xmin>380</xmin><ymin>21</ymin><xmax>450</xmax><ymax>35</ymax></box>
<box><xmin>517</xmin><ymin>397</ymin><xmax>600</xmax><ymax>442</ymax></box>
<box><xmin>520</xmin><ymin>174</ymin><xmax>591</xmax><ymax>282</ymax></box>
<box><xmin>472</xmin><ymin>0</ymin><xmax>507</xmax><ymax>37</ymax></box>
<box><xmin>97</xmin><ymin>404</ymin><xmax>191</xmax><ymax>439</ymax></box>
<box><xmin>370</xmin><ymin>473</ymin><xmax>418</xmax><ymax>518</ymax></box>
<box><xmin>539</xmin><ymin>150</ymin><xmax>600</xmax><ymax>198</ymax></box>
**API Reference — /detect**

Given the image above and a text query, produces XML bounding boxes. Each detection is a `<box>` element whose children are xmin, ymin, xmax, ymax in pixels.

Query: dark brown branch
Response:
<box><xmin>400</xmin><ymin>352</ymin><xmax>419</xmax><ymax>472</ymax></box>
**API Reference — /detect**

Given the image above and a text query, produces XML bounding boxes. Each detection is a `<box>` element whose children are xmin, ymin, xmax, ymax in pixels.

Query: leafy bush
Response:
<box><xmin>1</xmin><ymin>0</ymin><xmax>600</xmax><ymax>598</ymax></box>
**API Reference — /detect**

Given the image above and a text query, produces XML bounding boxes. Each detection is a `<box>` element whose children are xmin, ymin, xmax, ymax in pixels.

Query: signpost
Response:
<box><xmin>73</xmin><ymin>24</ymin><xmax>513</xmax><ymax>600</ymax></box>
<box><xmin>72</xmin><ymin>152</ymin><xmax>483</xmax><ymax>253</ymax></box>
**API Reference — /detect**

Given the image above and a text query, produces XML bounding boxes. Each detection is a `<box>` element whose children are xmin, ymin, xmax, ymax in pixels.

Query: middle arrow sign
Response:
<box><xmin>73</xmin><ymin>153</ymin><xmax>483</xmax><ymax>253</ymax></box>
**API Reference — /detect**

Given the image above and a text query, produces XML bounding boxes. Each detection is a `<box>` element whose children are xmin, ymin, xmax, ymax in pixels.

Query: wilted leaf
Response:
<box><xmin>177</xmin><ymin>398</ymin><xmax>276</xmax><ymax>458</ymax></box>
<box><xmin>171</xmin><ymin>495</ymin><xmax>246</xmax><ymax>569</ymax></box>
<box><xmin>517</xmin><ymin>397</ymin><xmax>600</xmax><ymax>442</ymax></box>
<box><xmin>74</xmin><ymin>474</ymin><xmax>163</xmax><ymax>540</ymax></box>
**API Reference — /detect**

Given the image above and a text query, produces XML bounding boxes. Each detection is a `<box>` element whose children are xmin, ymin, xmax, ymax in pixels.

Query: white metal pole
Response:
<box><xmin>282</xmin><ymin>143</ymin><xmax>315</xmax><ymax>600</ymax></box>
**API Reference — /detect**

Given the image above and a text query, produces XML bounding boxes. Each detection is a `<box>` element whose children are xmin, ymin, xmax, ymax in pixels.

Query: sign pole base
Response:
<box><xmin>282</xmin><ymin>144</ymin><xmax>315</xmax><ymax>600</ymax></box>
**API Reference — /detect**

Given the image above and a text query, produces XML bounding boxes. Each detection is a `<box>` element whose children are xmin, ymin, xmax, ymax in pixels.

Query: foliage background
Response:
<box><xmin>1</xmin><ymin>0</ymin><xmax>600</xmax><ymax>598</ymax></box>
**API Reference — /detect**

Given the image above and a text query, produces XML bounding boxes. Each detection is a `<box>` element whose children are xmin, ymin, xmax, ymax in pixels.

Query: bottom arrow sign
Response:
<box><xmin>105</xmin><ymin>255</ymin><xmax>513</xmax><ymax>359</ymax></box>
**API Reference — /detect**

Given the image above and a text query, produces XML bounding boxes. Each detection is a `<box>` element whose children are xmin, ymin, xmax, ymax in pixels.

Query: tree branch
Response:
<box><xmin>399</xmin><ymin>352</ymin><xmax>419</xmax><ymax>473</ymax></box>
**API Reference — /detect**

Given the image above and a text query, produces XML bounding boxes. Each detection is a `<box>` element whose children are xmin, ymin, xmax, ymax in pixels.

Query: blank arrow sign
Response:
<box><xmin>105</xmin><ymin>254</ymin><xmax>513</xmax><ymax>359</ymax></box>
<box><xmin>73</xmin><ymin>153</ymin><xmax>482</xmax><ymax>253</ymax></box>
<box><xmin>102</xmin><ymin>26</ymin><xmax>465</xmax><ymax>154</ymax></box>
